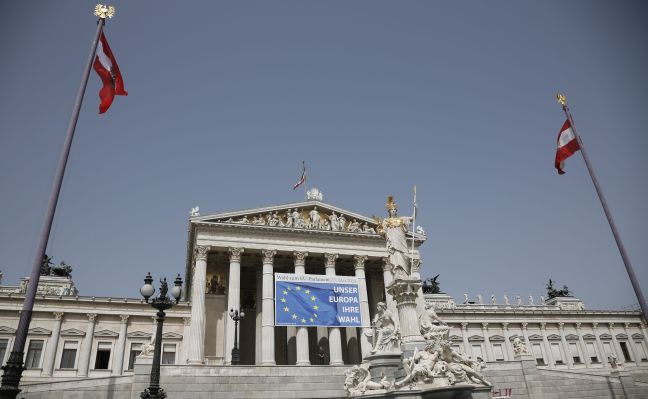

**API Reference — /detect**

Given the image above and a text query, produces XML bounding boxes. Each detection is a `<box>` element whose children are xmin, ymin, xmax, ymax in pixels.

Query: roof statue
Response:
<box><xmin>306</xmin><ymin>187</ymin><xmax>323</xmax><ymax>201</ymax></box>
<box><xmin>546</xmin><ymin>278</ymin><xmax>572</xmax><ymax>299</ymax></box>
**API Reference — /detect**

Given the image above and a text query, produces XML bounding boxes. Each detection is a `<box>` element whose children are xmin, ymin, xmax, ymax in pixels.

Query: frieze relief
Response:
<box><xmin>212</xmin><ymin>206</ymin><xmax>379</xmax><ymax>235</ymax></box>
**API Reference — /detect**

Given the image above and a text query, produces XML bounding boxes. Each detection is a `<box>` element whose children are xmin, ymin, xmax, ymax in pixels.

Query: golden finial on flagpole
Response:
<box><xmin>556</xmin><ymin>93</ymin><xmax>567</xmax><ymax>107</ymax></box>
<box><xmin>94</xmin><ymin>4</ymin><xmax>115</xmax><ymax>19</ymax></box>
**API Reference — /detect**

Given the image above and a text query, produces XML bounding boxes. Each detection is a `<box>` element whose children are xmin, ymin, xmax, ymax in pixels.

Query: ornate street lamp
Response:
<box><xmin>229</xmin><ymin>308</ymin><xmax>245</xmax><ymax>365</ymax></box>
<box><xmin>139</xmin><ymin>273</ymin><xmax>182</xmax><ymax>399</ymax></box>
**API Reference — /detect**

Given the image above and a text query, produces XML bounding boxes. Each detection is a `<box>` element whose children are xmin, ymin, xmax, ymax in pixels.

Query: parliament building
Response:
<box><xmin>0</xmin><ymin>190</ymin><xmax>646</xmax><ymax>398</ymax></box>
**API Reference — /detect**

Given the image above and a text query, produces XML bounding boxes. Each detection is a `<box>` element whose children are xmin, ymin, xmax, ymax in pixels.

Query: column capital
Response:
<box><xmin>119</xmin><ymin>314</ymin><xmax>130</xmax><ymax>324</ymax></box>
<box><xmin>183</xmin><ymin>317</ymin><xmax>191</xmax><ymax>326</ymax></box>
<box><xmin>87</xmin><ymin>313</ymin><xmax>97</xmax><ymax>322</ymax></box>
<box><xmin>481</xmin><ymin>322</ymin><xmax>489</xmax><ymax>329</ymax></box>
<box><xmin>558</xmin><ymin>322</ymin><xmax>565</xmax><ymax>329</ymax></box>
<box><xmin>521</xmin><ymin>322</ymin><xmax>528</xmax><ymax>329</ymax></box>
<box><xmin>353</xmin><ymin>255</ymin><xmax>368</xmax><ymax>269</ymax></box>
<box><xmin>540</xmin><ymin>322</ymin><xmax>547</xmax><ymax>330</ymax></box>
<box><xmin>262</xmin><ymin>249</ymin><xmax>276</xmax><ymax>264</ymax></box>
<box><xmin>502</xmin><ymin>322</ymin><xmax>509</xmax><ymax>329</ymax></box>
<box><xmin>324</xmin><ymin>253</ymin><xmax>339</xmax><ymax>267</ymax></box>
<box><xmin>608</xmin><ymin>322</ymin><xmax>615</xmax><ymax>328</ymax></box>
<box><xmin>461</xmin><ymin>322</ymin><xmax>468</xmax><ymax>329</ymax></box>
<box><xmin>575</xmin><ymin>322</ymin><xmax>582</xmax><ymax>330</ymax></box>
<box><xmin>195</xmin><ymin>245</ymin><xmax>210</xmax><ymax>261</ymax></box>
<box><xmin>624</xmin><ymin>322</ymin><xmax>631</xmax><ymax>329</ymax></box>
<box><xmin>592</xmin><ymin>322</ymin><xmax>599</xmax><ymax>328</ymax></box>
<box><xmin>53</xmin><ymin>312</ymin><xmax>64</xmax><ymax>320</ymax></box>
<box><xmin>293</xmin><ymin>251</ymin><xmax>309</xmax><ymax>265</ymax></box>
<box><xmin>229</xmin><ymin>247</ymin><xmax>244</xmax><ymax>262</ymax></box>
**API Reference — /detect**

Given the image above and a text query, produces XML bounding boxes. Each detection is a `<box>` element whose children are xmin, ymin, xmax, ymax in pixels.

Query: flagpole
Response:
<box><xmin>557</xmin><ymin>93</ymin><xmax>648</xmax><ymax>323</ymax></box>
<box><xmin>0</xmin><ymin>8</ymin><xmax>110</xmax><ymax>398</ymax></box>
<box><xmin>410</xmin><ymin>186</ymin><xmax>417</xmax><ymax>272</ymax></box>
<box><xmin>303</xmin><ymin>161</ymin><xmax>307</xmax><ymax>200</ymax></box>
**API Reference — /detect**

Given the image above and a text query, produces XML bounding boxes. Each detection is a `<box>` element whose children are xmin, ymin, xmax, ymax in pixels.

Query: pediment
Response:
<box><xmin>28</xmin><ymin>327</ymin><xmax>51</xmax><ymax>336</ymax></box>
<box><xmin>94</xmin><ymin>329</ymin><xmax>119</xmax><ymax>338</ymax></box>
<box><xmin>615</xmin><ymin>333</ymin><xmax>628</xmax><ymax>340</ymax></box>
<box><xmin>582</xmin><ymin>334</ymin><xmax>596</xmax><ymax>340</ymax></box>
<box><xmin>448</xmin><ymin>335</ymin><xmax>463</xmax><ymax>342</ymax></box>
<box><xmin>489</xmin><ymin>335</ymin><xmax>505</xmax><ymax>342</ymax></box>
<box><xmin>127</xmin><ymin>330</ymin><xmax>153</xmax><ymax>339</ymax></box>
<box><xmin>468</xmin><ymin>335</ymin><xmax>484</xmax><ymax>342</ymax></box>
<box><xmin>192</xmin><ymin>200</ymin><xmax>425</xmax><ymax>239</ymax></box>
<box><xmin>0</xmin><ymin>326</ymin><xmax>17</xmax><ymax>334</ymax></box>
<box><xmin>599</xmin><ymin>333</ymin><xmax>612</xmax><ymax>340</ymax></box>
<box><xmin>60</xmin><ymin>328</ymin><xmax>86</xmax><ymax>337</ymax></box>
<box><xmin>547</xmin><ymin>334</ymin><xmax>561</xmax><ymax>341</ymax></box>
<box><xmin>162</xmin><ymin>332</ymin><xmax>182</xmax><ymax>340</ymax></box>
<box><xmin>528</xmin><ymin>334</ymin><xmax>543</xmax><ymax>341</ymax></box>
<box><xmin>631</xmin><ymin>333</ymin><xmax>644</xmax><ymax>340</ymax></box>
<box><xmin>565</xmin><ymin>334</ymin><xmax>579</xmax><ymax>341</ymax></box>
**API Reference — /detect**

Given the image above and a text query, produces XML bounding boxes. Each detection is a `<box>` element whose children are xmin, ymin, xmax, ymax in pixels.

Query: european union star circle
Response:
<box><xmin>275</xmin><ymin>281</ymin><xmax>337</xmax><ymax>326</ymax></box>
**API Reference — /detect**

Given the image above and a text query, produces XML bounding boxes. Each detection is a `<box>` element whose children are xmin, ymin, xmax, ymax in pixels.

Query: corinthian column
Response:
<box><xmin>558</xmin><ymin>322</ymin><xmax>573</xmax><ymax>368</ymax></box>
<box><xmin>502</xmin><ymin>323</ymin><xmax>514</xmax><ymax>360</ymax></box>
<box><xmin>593</xmin><ymin>322</ymin><xmax>608</xmax><ymax>368</ymax></box>
<box><xmin>42</xmin><ymin>312</ymin><xmax>64</xmax><ymax>376</ymax></box>
<box><xmin>461</xmin><ymin>322</ymin><xmax>472</xmax><ymax>358</ymax></box>
<box><xmin>112</xmin><ymin>315</ymin><xmax>129</xmax><ymax>375</ymax></box>
<box><xmin>324</xmin><ymin>253</ymin><xmax>343</xmax><ymax>365</ymax></box>
<box><xmin>575</xmin><ymin>323</ymin><xmax>590</xmax><ymax>367</ymax></box>
<box><xmin>224</xmin><ymin>247</ymin><xmax>244</xmax><ymax>365</ymax></box>
<box><xmin>386</xmin><ymin>278</ymin><xmax>423</xmax><ymax>345</ymax></box>
<box><xmin>540</xmin><ymin>322</ymin><xmax>555</xmax><ymax>368</ymax></box>
<box><xmin>261</xmin><ymin>249</ymin><xmax>276</xmax><ymax>365</ymax></box>
<box><xmin>481</xmin><ymin>323</ymin><xmax>494</xmax><ymax>362</ymax></box>
<box><xmin>78</xmin><ymin>313</ymin><xmax>97</xmax><ymax>377</ymax></box>
<box><xmin>294</xmin><ymin>251</ymin><xmax>310</xmax><ymax>365</ymax></box>
<box><xmin>625</xmin><ymin>323</ymin><xmax>641</xmax><ymax>366</ymax></box>
<box><xmin>354</xmin><ymin>255</ymin><xmax>371</xmax><ymax>358</ymax></box>
<box><xmin>187</xmin><ymin>245</ymin><xmax>210</xmax><ymax>365</ymax></box>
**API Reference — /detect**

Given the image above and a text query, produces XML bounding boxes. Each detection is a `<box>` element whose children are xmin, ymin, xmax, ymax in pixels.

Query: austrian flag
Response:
<box><xmin>554</xmin><ymin>119</ymin><xmax>580</xmax><ymax>175</ymax></box>
<box><xmin>93</xmin><ymin>31</ymin><xmax>127</xmax><ymax>114</ymax></box>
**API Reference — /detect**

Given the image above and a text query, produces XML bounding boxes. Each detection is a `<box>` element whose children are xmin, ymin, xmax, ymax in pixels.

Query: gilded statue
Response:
<box><xmin>380</xmin><ymin>196</ymin><xmax>414</xmax><ymax>279</ymax></box>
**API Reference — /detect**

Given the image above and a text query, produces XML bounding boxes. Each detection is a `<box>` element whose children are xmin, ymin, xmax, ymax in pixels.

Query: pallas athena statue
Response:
<box><xmin>380</xmin><ymin>196</ymin><xmax>414</xmax><ymax>279</ymax></box>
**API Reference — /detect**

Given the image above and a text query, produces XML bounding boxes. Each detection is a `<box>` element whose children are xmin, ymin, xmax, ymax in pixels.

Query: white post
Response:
<box><xmin>324</xmin><ymin>253</ymin><xmax>343</xmax><ymax>365</ymax></box>
<box><xmin>261</xmin><ymin>249</ymin><xmax>276</xmax><ymax>365</ymax></box>
<box><xmin>77</xmin><ymin>313</ymin><xmax>97</xmax><ymax>377</ymax></box>
<box><xmin>41</xmin><ymin>312</ymin><xmax>64</xmax><ymax>376</ymax></box>
<box><xmin>294</xmin><ymin>251</ymin><xmax>310</xmax><ymax>365</ymax></box>
<box><xmin>224</xmin><ymin>247</ymin><xmax>243</xmax><ymax>365</ymax></box>
<box><xmin>187</xmin><ymin>245</ymin><xmax>209</xmax><ymax>365</ymax></box>
<box><xmin>353</xmin><ymin>255</ymin><xmax>371</xmax><ymax>359</ymax></box>
<box><xmin>111</xmin><ymin>315</ymin><xmax>129</xmax><ymax>375</ymax></box>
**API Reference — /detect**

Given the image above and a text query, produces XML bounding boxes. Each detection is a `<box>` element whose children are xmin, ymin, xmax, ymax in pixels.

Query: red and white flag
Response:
<box><xmin>554</xmin><ymin>119</ymin><xmax>580</xmax><ymax>175</ymax></box>
<box><xmin>93</xmin><ymin>31</ymin><xmax>127</xmax><ymax>114</ymax></box>
<box><xmin>293</xmin><ymin>161</ymin><xmax>306</xmax><ymax>190</ymax></box>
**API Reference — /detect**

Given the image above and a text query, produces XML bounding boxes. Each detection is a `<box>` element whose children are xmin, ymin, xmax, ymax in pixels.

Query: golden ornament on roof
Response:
<box><xmin>94</xmin><ymin>4</ymin><xmax>115</xmax><ymax>19</ymax></box>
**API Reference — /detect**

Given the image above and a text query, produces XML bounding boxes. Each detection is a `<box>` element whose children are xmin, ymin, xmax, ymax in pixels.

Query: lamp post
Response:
<box><xmin>229</xmin><ymin>308</ymin><xmax>245</xmax><ymax>365</ymax></box>
<box><xmin>139</xmin><ymin>273</ymin><xmax>182</xmax><ymax>399</ymax></box>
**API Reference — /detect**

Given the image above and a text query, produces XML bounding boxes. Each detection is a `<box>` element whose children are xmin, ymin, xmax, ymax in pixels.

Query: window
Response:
<box><xmin>471</xmin><ymin>344</ymin><xmax>484</xmax><ymax>361</ymax></box>
<box><xmin>532</xmin><ymin>343</ymin><xmax>545</xmax><ymax>366</ymax></box>
<box><xmin>492</xmin><ymin>344</ymin><xmax>505</xmax><ymax>361</ymax></box>
<box><xmin>128</xmin><ymin>343</ymin><xmax>142</xmax><ymax>370</ymax></box>
<box><xmin>586</xmin><ymin>342</ymin><xmax>599</xmax><ymax>363</ymax></box>
<box><xmin>551</xmin><ymin>343</ymin><xmax>563</xmax><ymax>365</ymax></box>
<box><xmin>635</xmin><ymin>341</ymin><xmax>647</xmax><ymax>362</ymax></box>
<box><xmin>94</xmin><ymin>342</ymin><xmax>111</xmax><ymax>370</ymax></box>
<box><xmin>619</xmin><ymin>342</ymin><xmax>632</xmax><ymax>363</ymax></box>
<box><xmin>569</xmin><ymin>343</ymin><xmax>581</xmax><ymax>364</ymax></box>
<box><xmin>59</xmin><ymin>341</ymin><xmax>78</xmax><ymax>369</ymax></box>
<box><xmin>25</xmin><ymin>340</ymin><xmax>44</xmax><ymax>369</ymax></box>
<box><xmin>161</xmin><ymin>344</ymin><xmax>176</xmax><ymax>365</ymax></box>
<box><xmin>0</xmin><ymin>339</ymin><xmax>8</xmax><ymax>366</ymax></box>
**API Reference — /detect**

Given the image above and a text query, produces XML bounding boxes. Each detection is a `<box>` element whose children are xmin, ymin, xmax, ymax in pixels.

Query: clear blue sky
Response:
<box><xmin>1</xmin><ymin>1</ymin><xmax>646</xmax><ymax>310</ymax></box>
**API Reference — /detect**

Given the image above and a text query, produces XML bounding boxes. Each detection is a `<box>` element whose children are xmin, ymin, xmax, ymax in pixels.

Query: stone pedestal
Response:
<box><xmin>366</xmin><ymin>352</ymin><xmax>403</xmax><ymax>384</ymax></box>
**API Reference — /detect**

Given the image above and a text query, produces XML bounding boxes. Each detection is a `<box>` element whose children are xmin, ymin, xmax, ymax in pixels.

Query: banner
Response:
<box><xmin>274</xmin><ymin>273</ymin><xmax>362</xmax><ymax>327</ymax></box>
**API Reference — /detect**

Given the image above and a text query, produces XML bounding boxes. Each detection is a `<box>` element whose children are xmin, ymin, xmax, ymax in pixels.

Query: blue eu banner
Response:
<box><xmin>274</xmin><ymin>273</ymin><xmax>362</xmax><ymax>327</ymax></box>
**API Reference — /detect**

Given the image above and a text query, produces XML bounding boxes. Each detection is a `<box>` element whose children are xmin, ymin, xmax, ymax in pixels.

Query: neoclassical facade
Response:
<box><xmin>0</xmin><ymin>195</ymin><xmax>646</xmax><ymax>388</ymax></box>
